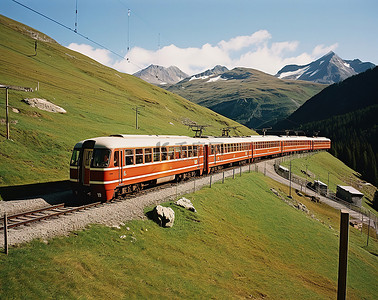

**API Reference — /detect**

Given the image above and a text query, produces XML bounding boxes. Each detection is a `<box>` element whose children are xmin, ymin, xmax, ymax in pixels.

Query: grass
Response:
<box><xmin>280</xmin><ymin>151</ymin><xmax>377</xmax><ymax>213</ymax></box>
<box><xmin>0</xmin><ymin>15</ymin><xmax>254</xmax><ymax>192</ymax></box>
<box><xmin>1</xmin><ymin>171</ymin><xmax>377</xmax><ymax>299</ymax></box>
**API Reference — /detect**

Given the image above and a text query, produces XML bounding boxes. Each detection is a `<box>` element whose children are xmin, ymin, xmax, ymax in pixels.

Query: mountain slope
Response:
<box><xmin>166</xmin><ymin>67</ymin><xmax>325</xmax><ymax>129</ymax></box>
<box><xmin>275</xmin><ymin>67</ymin><xmax>378</xmax><ymax>186</ymax></box>
<box><xmin>0</xmin><ymin>15</ymin><xmax>254</xmax><ymax>188</ymax></box>
<box><xmin>276</xmin><ymin>51</ymin><xmax>375</xmax><ymax>84</ymax></box>
<box><xmin>133</xmin><ymin>64</ymin><xmax>188</xmax><ymax>85</ymax></box>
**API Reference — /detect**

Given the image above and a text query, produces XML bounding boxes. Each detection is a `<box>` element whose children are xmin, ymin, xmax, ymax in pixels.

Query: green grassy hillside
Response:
<box><xmin>0</xmin><ymin>15</ymin><xmax>254</xmax><ymax>188</ymax></box>
<box><xmin>1</xmin><ymin>171</ymin><xmax>376</xmax><ymax>299</ymax></box>
<box><xmin>166</xmin><ymin>67</ymin><xmax>326</xmax><ymax>129</ymax></box>
<box><xmin>281</xmin><ymin>151</ymin><xmax>377</xmax><ymax>213</ymax></box>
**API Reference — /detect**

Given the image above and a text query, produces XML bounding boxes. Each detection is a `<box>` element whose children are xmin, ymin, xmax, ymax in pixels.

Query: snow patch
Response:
<box><xmin>278</xmin><ymin>66</ymin><xmax>310</xmax><ymax>80</ymax></box>
<box><xmin>343</xmin><ymin>62</ymin><xmax>351</xmax><ymax>68</ymax></box>
<box><xmin>189</xmin><ymin>75</ymin><xmax>209</xmax><ymax>81</ymax></box>
<box><xmin>206</xmin><ymin>75</ymin><xmax>225</xmax><ymax>83</ymax></box>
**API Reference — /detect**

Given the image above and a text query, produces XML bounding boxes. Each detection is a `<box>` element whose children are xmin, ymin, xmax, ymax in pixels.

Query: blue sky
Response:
<box><xmin>2</xmin><ymin>0</ymin><xmax>377</xmax><ymax>75</ymax></box>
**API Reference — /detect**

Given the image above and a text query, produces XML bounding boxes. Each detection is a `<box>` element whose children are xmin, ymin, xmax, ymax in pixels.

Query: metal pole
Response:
<box><xmin>4</xmin><ymin>213</ymin><xmax>8</xmax><ymax>255</ymax></box>
<box><xmin>289</xmin><ymin>160</ymin><xmax>292</xmax><ymax>198</ymax></box>
<box><xmin>135</xmin><ymin>107</ymin><xmax>138</xmax><ymax>129</ymax></box>
<box><xmin>222</xmin><ymin>171</ymin><xmax>225</xmax><ymax>183</ymax></box>
<box><xmin>6</xmin><ymin>88</ymin><xmax>9</xmax><ymax>140</ymax></box>
<box><xmin>240</xmin><ymin>166</ymin><xmax>242</xmax><ymax>177</ymax></box>
<box><xmin>337</xmin><ymin>210</ymin><xmax>349</xmax><ymax>300</ymax></box>
<box><xmin>210</xmin><ymin>175</ymin><xmax>212</xmax><ymax>188</ymax></box>
<box><xmin>233</xmin><ymin>169</ymin><xmax>235</xmax><ymax>179</ymax></box>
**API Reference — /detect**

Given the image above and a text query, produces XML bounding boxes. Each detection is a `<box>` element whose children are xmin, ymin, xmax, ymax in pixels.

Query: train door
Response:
<box><xmin>114</xmin><ymin>150</ymin><xmax>123</xmax><ymax>184</ymax></box>
<box><xmin>82</xmin><ymin>149</ymin><xmax>93</xmax><ymax>186</ymax></box>
<box><xmin>204</xmin><ymin>145</ymin><xmax>210</xmax><ymax>173</ymax></box>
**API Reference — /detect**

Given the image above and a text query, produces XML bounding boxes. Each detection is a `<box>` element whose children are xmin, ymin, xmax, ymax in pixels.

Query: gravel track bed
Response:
<box><xmin>0</xmin><ymin>163</ymin><xmax>263</xmax><ymax>248</ymax></box>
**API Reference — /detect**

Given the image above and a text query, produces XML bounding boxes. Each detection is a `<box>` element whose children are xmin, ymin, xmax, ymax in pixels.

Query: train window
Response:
<box><xmin>174</xmin><ymin>146</ymin><xmax>181</xmax><ymax>159</ymax></box>
<box><xmin>161</xmin><ymin>147</ymin><xmax>168</xmax><ymax>161</ymax></box>
<box><xmin>125</xmin><ymin>149</ymin><xmax>134</xmax><ymax>165</ymax></box>
<box><xmin>135</xmin><ymin>149</ymin><xmax>143</xmax><ymax>164</ymax></box>
<box><xmin>193</xmin><ymin>145</ymin><xmax>198</xmax><ymax>156</ymax></box>
<box><xmin>216</xmin><ymin>145</ymin><xmax>221</xmax><ymax>154</ymax></box>
<box><xmin>188</xmin><ymin>146</ymin><xmax>193</xmax><ymax>157</ymax></box>
<box><xmin>70</xmin><ymin>148</ymin><xmax>81</xmax><ymax>166</ymax></box>
<box><xmin>91</xmin><ymin>149</ymin><xmax>111</xmax><ymax>168</ymax></box>
<box><xmin>182</xmin><ymin>146</ymin><xmax>188</xmax><ymax>158</ymax></box>
<box><xmin>114</xmin><ymin>151</ymin><xmax>120</xmax><ymax>167</ymax></box>
<box><xmin>145</xmin><ymin>148</ymin><xmax>152</xmax><ymax>163</ymax></box>
<box><xmin>168</xmin><ymin>147</ymin><xmax>174</xmax><ymax>159</ymax></box>
<box><xmin>153</xmin><ymin>147</ymin><xmax>160</xmax><ymax>162</ymax></box>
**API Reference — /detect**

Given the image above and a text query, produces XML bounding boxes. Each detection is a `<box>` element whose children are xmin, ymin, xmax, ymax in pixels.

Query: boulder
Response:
<box><xmin>153</xmin><ymin>205</ymin><xmax>175</xmax><ymax>227</ymax></box>
<box><xmin>22</xmin><ymin>98</ymin><xmax>66</xmax><ymax>113</ymax></box>
<box><xmin>175</xmin><ymin>197</ymin><xmax>197</xmax><ymax>212</ymax></box>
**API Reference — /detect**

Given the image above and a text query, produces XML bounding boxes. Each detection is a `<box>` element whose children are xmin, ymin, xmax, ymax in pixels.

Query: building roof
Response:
<box><xmin>337</xmin><ymin>185</ymin><xmax>364</xmax><ymax>196</ymax></box>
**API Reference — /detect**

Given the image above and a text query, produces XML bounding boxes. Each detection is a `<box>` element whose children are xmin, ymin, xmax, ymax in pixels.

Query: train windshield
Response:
<box><xmin>70</xmin><ymin>148</ymin><xmax>81</xmax><ymax>166</ymax></box>
<box><xmin>91</xmin><ymin>149</ymin><xmax>111</xmax><ymax>168</ymax></box>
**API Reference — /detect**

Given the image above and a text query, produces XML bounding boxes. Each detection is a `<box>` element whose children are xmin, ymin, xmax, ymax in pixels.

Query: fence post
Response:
<box><xmin>240</xmin><ymin>166</ymin><xmax>242</xmax><ymax>177</ymax></box>
<box><xmin>249</xmin><ymin>163</ymin><xmax>251</xmax><ymax>173</ymax></box>
<box><xmin>4</xmin><ymin>213</ymin><xmax>8</xmax><ymax>255</ymax></box>
<box><xmin>337</xmin><ymin>210</ymin><xmax>349</xmax><ymax>300</ymax></box>
<box><xmin>233</xmin><ymin>169</ymin><xmax>235</xmax><ymax>179</ymax></box>
<box><xmin>210</xmin><ymin>175</ymin><xmax>212</xmax><ymax>188</ymax></box>
<box><xmin>222</xmin><ymin>171</ymin><xmax>225</xmax><ymax>184</ymax></box>
<box><xmin>194</xmin><ymin>178</ymin><xmax>196</xmax><ymax>193</ymax></box>
<box><xmin>367</xmin><ymin>210</ymin><xmax>371</xmax><ymax>247</ymax></box>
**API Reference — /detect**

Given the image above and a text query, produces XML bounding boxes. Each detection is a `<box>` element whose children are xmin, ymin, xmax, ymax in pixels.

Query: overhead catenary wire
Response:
<box><xmin>11</xmin><ymin>0</ymin><xmax>143</xmax><ymax>70</ymax></box>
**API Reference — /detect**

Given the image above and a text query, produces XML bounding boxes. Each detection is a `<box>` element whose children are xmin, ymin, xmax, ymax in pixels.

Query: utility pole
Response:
<box><xmin>132</xmin><ymin>105</ymin><xmax>144</xmax><ymax>129</ymax></box>
<box><xmin>1</xmin><ymin>84</ymin><xmax>33</xmax><ymax>140</ymax></box>
<box><xmin>289</xmin><ymin>159</ymin><xmax>292</xmax><ymax>198</ymax></box>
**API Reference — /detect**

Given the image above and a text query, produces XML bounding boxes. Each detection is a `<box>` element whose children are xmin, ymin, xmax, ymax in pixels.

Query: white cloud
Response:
<box><xmin>66</xmin><ymin>31</ymin><xmax>338</xmax><ymax>76</ymax></box>
<box><xmin>67</xmin><ymin>43</ymin><xmax>113</xmax><ymax>65</ymax></box>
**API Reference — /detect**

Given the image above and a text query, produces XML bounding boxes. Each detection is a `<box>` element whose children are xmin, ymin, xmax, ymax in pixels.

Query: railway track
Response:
<box><xmin>1</xmin><ymin>202</ymin><xmax>102</xmax><ymax>230</ymax></box>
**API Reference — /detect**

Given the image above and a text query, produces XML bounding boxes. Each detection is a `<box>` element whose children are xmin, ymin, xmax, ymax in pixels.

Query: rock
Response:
<box><xmin>294</xmin><ymin>202</ymin><xmax>309</xmax><ymax>214</ymax></box>
<box><xmin>22</xmin><ymin>98</ymin><xmax>66</xmax><ymax>113</ymax></box>
<box><xmin>175</xmin><ymin>197</ymin><xmax>197</xmax><ymax>212</ymax></box>
<box><xmin>153</xmin><ymin>205</ymin><xmax>175</xmax><ymax>227</ymax></box>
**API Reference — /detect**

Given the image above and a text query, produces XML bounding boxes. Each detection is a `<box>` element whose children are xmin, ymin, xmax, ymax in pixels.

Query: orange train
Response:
<box><xmin>69</xmin><ymin>134</ymin><xmax>331</xmax><ymax>201</ymax></box>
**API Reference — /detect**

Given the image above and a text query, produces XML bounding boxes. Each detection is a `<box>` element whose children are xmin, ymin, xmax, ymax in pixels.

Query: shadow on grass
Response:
<box><xmin>0</xmin><ymin>180</ymin><xmax>72</xmax><ymax>205</ymax></box>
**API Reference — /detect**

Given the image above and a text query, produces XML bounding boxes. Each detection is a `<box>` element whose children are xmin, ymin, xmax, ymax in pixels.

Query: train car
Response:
<box><xmin>70</xmin><ymin>135</ymin><xmax>207</xmax><ymax>201</ymax></box>
<box><xmin>250</xmin><ymin>135</ymin><xmax>282</xmax><ymax>159</ymax></box>
<box><xmin>280</xmin><ymin>136</ymin><xmax>313</xmax><ymax>154</ymax></box>
<box><xmin>312</xmin><ymin>136</ymin><xmax>331</xmax><ymax>151</ymax></box>
<box><xmin>205</xmin><ymin>137</ymin><xmax>253</xmax><ymax>172</ymax></box>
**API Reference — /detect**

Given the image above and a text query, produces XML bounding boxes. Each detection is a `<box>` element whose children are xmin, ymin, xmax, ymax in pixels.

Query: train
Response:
<box><xmin>69</xmin><ymin>134</ymin><xmax>331</xmax><ymax>201</ymax></box>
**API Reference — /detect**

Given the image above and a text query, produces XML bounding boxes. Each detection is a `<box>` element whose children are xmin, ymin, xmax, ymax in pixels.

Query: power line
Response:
<box><xmin>11</xmin><ymin>0</ymin><xmax>143</xmax><ymax>70</ymax></box>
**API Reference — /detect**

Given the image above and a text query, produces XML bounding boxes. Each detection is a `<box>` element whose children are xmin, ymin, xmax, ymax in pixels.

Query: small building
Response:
<box><xmin>314</xmin><ymin>180</ymin><xmax>328</xmax><ymax>196</ymax></box>
<box><xmin>336</xmin><ymin>185</ymin><xmax>364</xmax><ymax>207</ymax></box>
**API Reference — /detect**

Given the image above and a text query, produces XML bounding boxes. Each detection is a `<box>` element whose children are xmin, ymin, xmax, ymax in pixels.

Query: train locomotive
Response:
<box><xmin>69</xmin><ymin>134</ymin><xmax>331</xmax><ymax>201</ymax></box>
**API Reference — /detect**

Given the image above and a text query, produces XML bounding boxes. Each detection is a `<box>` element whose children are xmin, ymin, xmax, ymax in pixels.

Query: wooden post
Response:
<box><xmin>233</xmin><ymin>169</ymin><xmax>235</xmax><ymax>179</ymax></box>
<box><xmin>222</xmin><ymin>171</ymin><xmax>225</xmax><ymax>184</ymax></box>
<box><xmin>210</xmin><ymin>175</ymin><xmax>212</xmax><ymax>188</ymax></box>
<box><xmin>193</xmin><ymin>178</ymin><xmax>196</xmax><ymax>193</ymax></box>
<box><xmin>4</xmin><ymin>213</ymin><xmax>8</xmax><ymax>255</ymax></box>
<box><xmin>337</xmin><ymin>210</ymin><xmax>349</xmax><ymax>300</ymax></box>
<box><xmin>367</xmin><ymin>210</ymin><xmax>370</xmax><ymax>247</ymax></box>
<box><xmin>240</xmin><ymin>166</ymin><xmax>242</xmax><ymax>177</ymax></box>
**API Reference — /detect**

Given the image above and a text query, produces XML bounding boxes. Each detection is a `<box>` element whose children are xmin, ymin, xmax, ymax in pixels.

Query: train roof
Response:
<box><xmin>74</xmin><ymin>135</ymin><xmax>208</xmax><ymax>149</ymax></box>
<box><xmin>73</xmin><ymin>134</ymin><xmax>331</xmax><ymax>149</ymax></box>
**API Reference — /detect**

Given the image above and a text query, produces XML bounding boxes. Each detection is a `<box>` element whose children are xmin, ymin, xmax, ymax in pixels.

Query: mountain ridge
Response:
<box><xmin>133</xmin><ymin>64</ymin><xmax>189</xmax><ymax>85</ymax></box>
<box><xmin>275</xmin><ymin>51</ymin><xmax>375</xmax><ymax>84</ymax></box>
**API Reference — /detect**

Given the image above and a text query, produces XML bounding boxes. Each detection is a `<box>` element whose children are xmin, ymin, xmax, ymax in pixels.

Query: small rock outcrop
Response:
<box><xmin>152</xmin><ymin>205</ymin><xmax>175</xmax><ymax>227</ymax></box>
<box><xmin>22</xmin><ymin>98</ymin><xmax>66</xmax><ymax>113</ymax></box>
<box><xmin>175</xmin><ymin>197</ymin><xmax>197</xmax><ymax>212</ymax></box>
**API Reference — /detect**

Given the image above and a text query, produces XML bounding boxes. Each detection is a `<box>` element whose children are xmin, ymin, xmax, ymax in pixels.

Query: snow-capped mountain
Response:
<box><xmin>185</xmin><ymin>65</ymin><xmax>229</xmax><ymax>81</ymax></box>
<box><xmin>275</xmin><ymin>52</ymin><xmax>375</xmax><ymax>84</ymax></box>
<box><xmin>133</xmin><ymin>65</ymin><xmax>188</xmax><ymax>85</ymax></box>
